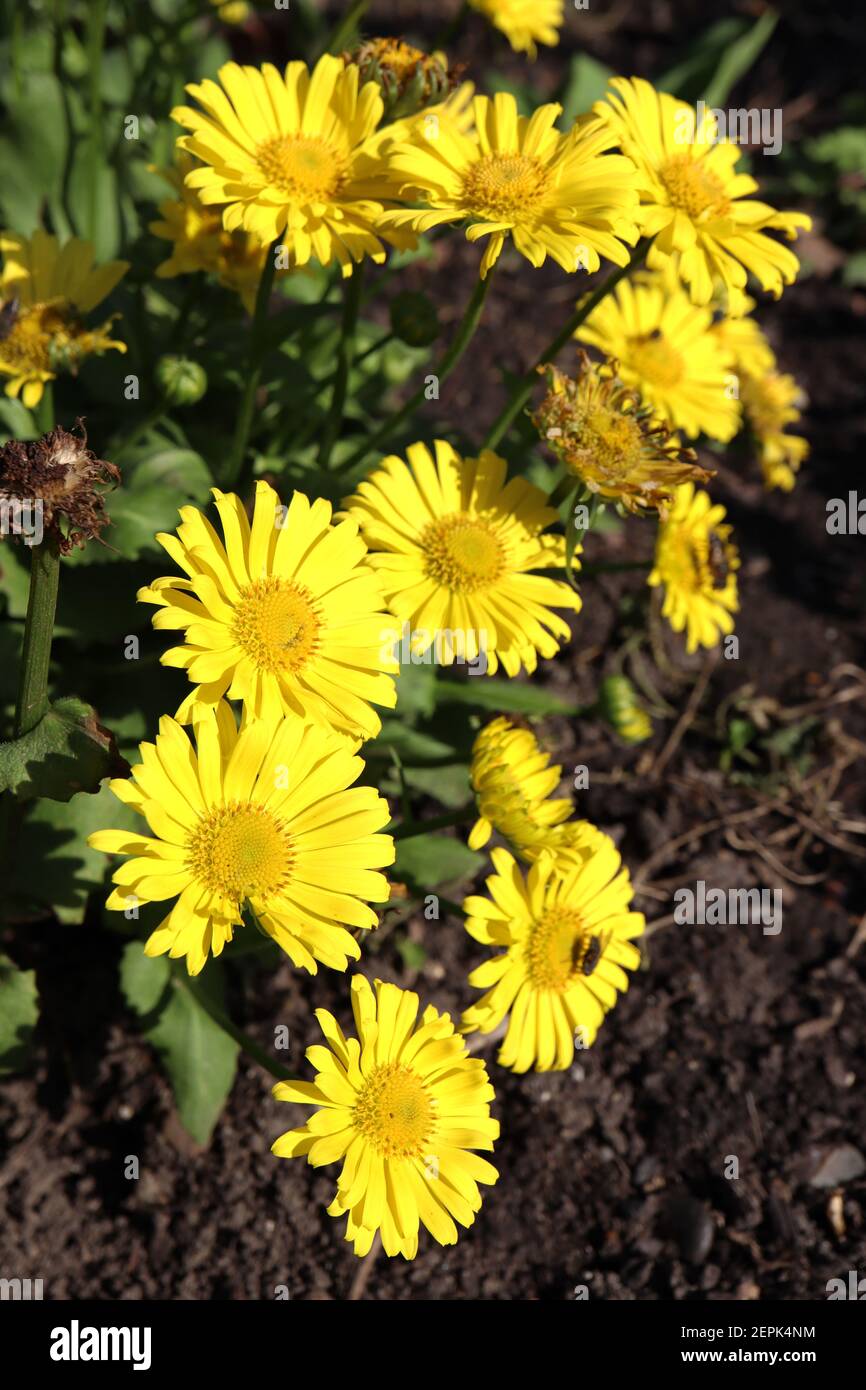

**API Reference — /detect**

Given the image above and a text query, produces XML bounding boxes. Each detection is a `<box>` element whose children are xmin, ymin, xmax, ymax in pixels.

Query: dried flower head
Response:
<box><xmin>532</xmin><ymin>351</ymin><xmax>712</xmax><ymax>515</ymax></box>
<box><xmin>343</xmin><ymin>38</ymin><xmax>455</xmax><ymax>120</ymax></box>
<box><xmin>0</xmin><ymin>418</ymin><xmax>119</xmax><ymax>553</ymax></box>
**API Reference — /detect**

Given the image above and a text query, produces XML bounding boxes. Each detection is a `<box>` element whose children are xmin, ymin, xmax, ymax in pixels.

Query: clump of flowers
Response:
<box><xmin>0</xmin><ymin>231</ymin><xmax>127</xmax><ymax>407</ymax></box>
<box><xmin>272</xmin><ymin>975</ymin><xmax>499</xmax><ymax>1258</ymax></box>
<box><xmin>461</xmin><ymin>829</ymin><xmax>645</xmax><ymax>1071</ymax></box>
<box><xmin>533</xmin><ymin>350</ymin><xmax>712</xmax><ymax>513</ymax></box>
<box><xmin>649</xmin><ymin>482</ymin><xmax>739</xmax><ymax>652</ymax></box>
<box><xmin>0</xmin><ymin>419</ymin><xmax>119</xmax><ymax>553</ymax></box>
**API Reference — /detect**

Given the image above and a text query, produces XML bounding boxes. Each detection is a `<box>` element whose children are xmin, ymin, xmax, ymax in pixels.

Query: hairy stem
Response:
<box><xmin>223</xmin><ymin>235</ymin><xmax>281</xmax><ymax>490</ymax></box>
<box><xmin>318</xmin><ymin>264</ymin><xmax>364</xmax><ymax>470</ymax></box>
<box><xmin>15</xmin><ymin>539</ymin><xmax>61</xmax><ymax>737</ymax></box>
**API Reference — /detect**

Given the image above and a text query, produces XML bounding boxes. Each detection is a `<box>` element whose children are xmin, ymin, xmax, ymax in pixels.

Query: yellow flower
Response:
<box><xmin>138</xmin><ymin>481</ymin><xmax>398</xmax><ymax>740</ymax></box>
<box><xmin>649</xmin><ymin>482</ymin><xmax>739</xmax><ymax>653</ymax></box>
<box><xmin>342</xmin><ymin>440</ymin><xmax>582</xmax><ymax>678</ymax></box>
<box><xmin>468</xmin><ymin>0</ymin><xmax>564</xmax><ymax>59</ymax></box>
<box><xmin>709</xmin><ymin>293</ymin><xmax>776</xmax><ymax>379</ymax></box>
<box><xmin>383</xmin><ymin>91</ymin><xmax>640</xmax><ymax>277</ymax></box>
<box><xmin>593</xmin><ymin>77</ymin><xmax>811</xmax><ymax>308</ymax></box>
<box><xmin>533</xmin><ymin>351</ymin><xmax>713</xmax><ymax>512</ymax></box>
<box><xmin>469</xmin><ymin>716</ymin><xmax>573</xmax><ymax>853</ymax></box>
<box><xmin>741</xmin><ymin>370</ymin><xmax>809</xmax><ymax>492</ymax></box>
<box><xmin>272</xmin><ymin>974</ymin><xmax>499</xmax><ymax>1258</ymax></box>
<box><xmin>575</xmin><ymin>266</ymin><xmax>741</xmax><ymax>441</ymax></box>
<box><xmin>210</xmin><ymin>0</ymin><xmax>250</xmax><ymax>23</ymax></box>
<box><xmin>88</xmin><ymin>705</ymin><xmax>394</xmax><ymax>977</ymax></box>
<box><xmin>171</xmin><ymin>55</ymin><xmax>415</xmax><ymax>274</ymax></box>
<box><xmin>149</xmin><ymin>153</ymin><xmax>288</xmax><ymax>312</ymax></box>
<box><xmin>0</xmin><ymin>231</ymin><xmax>127</xmax><ymax>408</ymax></box>
<box><xmin>461</xmin><ymin>829</ymin><xmax>644</xmax><ymax>1071</ymax></box>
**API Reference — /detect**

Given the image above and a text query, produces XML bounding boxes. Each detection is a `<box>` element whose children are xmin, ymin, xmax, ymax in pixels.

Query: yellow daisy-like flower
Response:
<box><xmin>575</xmin><ymin>266</ymin><xmax>741</xmax><ymax>441</ymax></box>
<box><xmin>149</xmin><ymin>153</ymin><xmax>289</xmax><ymax>312</ymax></box>
<box><xmin>342</xmin><ymin>440</ymin><xmax>582</xmax><ymax>678</ymax></box>
<box><xmin>139</xmin><ymin>481</ymin><xmax>398</xmax><ymax>740</ymax></box>
<box><xmin>593</xmin><ymin>77</ymin><xmax>811</xmax><ymax>308</ymax></box>
<box><xmin>461</xmin><ymin>829</ymin><xmax>644</xmax><ymax>1071</ymax></box>
<box><xmin>88</xmin><ymin>705</ymin><xmax>394</xmax><ymax>977</ymax></box>
<box><xmin>383</xmin><ymin>91</ymin><xmax>639</xmax><ymax>278</ymax></box>
<box><xmin>533</xmin><ymin>351</ymin><xmax>713</xmax><ymax>513</ymax></box>
<box><xmin>649</xmin><ymin>482</ymin><xmax>739</xmax><ymax>653</ymax></box>
<box><xmin>272</xmin><ymin>974</ymin><xmax>499</xmax><ymax>1258</ymax></box>
<box><xmin>468</xmin><ymin>0</ymin><xmax>564</xmax><ymax>59</ymax></box>
<box><xmin>171</xmin><ymin>55</ymin><xmax>415</xmax><ymax>275</ymax></box>
<box><xmin>468</xmin><ymin>716</ymin><xmax>572</xmax><ymax>853</ymax></box>
<box><xmin>740</xmin><ymin>370</ymin><xmax>809</xmax><ymax>492</ymax></box>
<box><xmin>709</xmin><ymin>292</ymin><xmax>777</xmax><ymax>379</ymax></box>
<box><xmin>0</xmin><ymin>231</ymin><xmax>127</xmax><ymax>408</ymax></box>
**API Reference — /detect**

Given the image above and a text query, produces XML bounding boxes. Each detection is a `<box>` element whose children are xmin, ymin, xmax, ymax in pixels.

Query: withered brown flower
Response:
<box><xmin>532</xmin><ymin>351</ymin><xmax>713</xmax><ymax>516</ymax></box>
<box><xmin>0</xmin><ymin>418</ymin><xmax>119</xmax><ymax>554</ymax></box>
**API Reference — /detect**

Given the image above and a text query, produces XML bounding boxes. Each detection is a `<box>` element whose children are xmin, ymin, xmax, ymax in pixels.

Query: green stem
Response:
<box><xmin>354</xmin><ymin>329</ymin><xmax>394</xmax><ymax>368</ymax></box>
<box><xmin>392</xmin><ymin>802</ymin><xmax>476</xmax><ymax>841</ymax></box>
<box><xmin>223</xmin><ymin>235</ymin><xmax>281</xmax><ymax>489</ymax></box>
<box><xmin>15</xmin><ymin>540</ymin><xmax>61</xmax><ymax>737</ymax></box>
<box><xmin>181</xmin><ymin>974</ymin><xmax>298</xmax><ymax>1083</ymax></box>
<box><xmin>321</xmin><ymin>0</ymin><xmax>369</xmax><ymax>55</ymax></box>
<box><xmin>482</xmin><ymin>238</ymin><xmax>651</xmax><ymax>452</ymax></box>
<box><xmin>318</xmin><ymin>265</ymin><xmax>364</xmax><ymax>471</ymax></box>
<box><xmin>341</xmin><ymin>269</ymin><xmax>495</xmax><ymax>477</ymax></box>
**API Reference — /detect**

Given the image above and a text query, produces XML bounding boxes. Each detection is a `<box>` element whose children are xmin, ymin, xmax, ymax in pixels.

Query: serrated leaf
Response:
<box><xmin>435</xmin><ymin>678</ymin><xmax>579</xmax><ymax>716</ymax></box>
<box><xmin>394</xmin><ymin>834</ymin><xmax>482</xmax><ymax>889</ymax></box>
<box><xmin>120</xmin><ymin>945</ymin><xmax>238</xmax><ymax>1146</ymax></box>
<box><xmin>0</xmin><ymin>952</ymin><xmax>39</xmax><ymax>1076</ymax></box>
<box><xmin>0</xmin><ymin>696</ymin><xmax>123</xmax><ymax>801</ymax></box>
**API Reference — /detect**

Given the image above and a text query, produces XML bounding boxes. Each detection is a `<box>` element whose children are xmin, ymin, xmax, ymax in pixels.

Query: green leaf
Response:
<box><xmin>659</xmin><ymin>12</ymin><xmax>778</xmax><ymax>107</ymax></box>
<box><xmin>68</xmin><ymin>136</ymin><xmax>122</xmax><ymax>260</ymax></box>
<box><xmin>401</xmin><ymin>763</ymin><xmax>470</xmax><ymax>809</ymax></box>
<box><xmin>395</xmin><ymin>937</ymin><xmax>427</xmax><ymax>971</ymax></box>
<box><xmin>0</xmin><ymin>696</ymin><xmax>123</xmax><ymax>801</ymax></box>
<box><xmin>392</xmin><ymin>663</ymin><xmax>438</xmax><ymax>719</ymax></box>
<box><xmin>559</xmin><ymin>54</ymin><xmax>614</xmax><ymax>126</ymax></box>
<box><xmin>394</xmin><ymin>834</ymin><xmax>482</xmax><ymax>889</ymax></box>
<box><xmin>0</xmin><ymin>952</ymin><xmax>39</xmax><ymax>1076</ymax></box>
<box><xmin>83</xmin><ymin>447</ymin><xmax>213</xmax><ymax>562</ymax></box>
<box><xmin>0</xmin><ymin>72</ymin><xmax>68</xmax><ymax>233</ymax></box>
<box><xmin>436</xmin><ymin>678</ymin><xmax>579</xmax><ymax>716</ymax></box>
<box><xmin>0</xmin><ymin>396</ymin><xmax>38</xmax><ymax>442</ymax></box>
<box><xmin>120</xmin><ymin>946</ymin><xmax>238</xmax><ymax>1146</ymax></box>
<box><xmin>371</xmin><ymin>723</ymin><xmax>458</xmax><ymax>764</ymax></box>
<box><xmin>10</xmin><ymin>780</ymin><xmax>138</xmax><ymax>924</ymax></box>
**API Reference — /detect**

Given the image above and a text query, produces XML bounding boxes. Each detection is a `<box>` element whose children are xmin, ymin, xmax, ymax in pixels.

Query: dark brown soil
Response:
<box><xmin>1</xmin><ymin>0</ymin><xmax>865</xmax><ymax>1301</ymax></box>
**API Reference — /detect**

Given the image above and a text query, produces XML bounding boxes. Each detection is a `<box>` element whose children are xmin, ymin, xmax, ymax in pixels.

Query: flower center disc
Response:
<box><xmin>189</xmin><ymin>803</ymin><xmax>291</xmax><ymax>902</ymax></box>
<box><xmin>629</xmin><ymin>333</ymin><xmax>685</xmax><ymax>390</ymax></box>
<box><xmin>462</xmin><ymin>153</ymin><xmax>551</xmax><ymax>221</ymax></box>
<box><xmin>659</xmin><ymin>155</ymin><xmax>731</xmax><ymax>221</ymax></box>
<box><xmin>526</xmin><ymin>906</ymin><xmax>589</xmax><ymax>991</ymax></box>
<box><xmin>0</xmin><ymin>301</ymin><xmax>74</xmax><ymax>373</ymax></box>
<box><xmin>573</xmin><ymin>406</ymin><xmax>645</xmax><ymax>484</ymax></box>
<box><xmin>353</xmin><ymin>1062</ymin><xmax>434</xmax><ymax>1159</ymax></box>
<box><xmin>421</xmin><ymin>514</ymin><xmax>505</xmax><ymax>593</ymax></box>
<box><xmin>232</xmin><ymin>578</ymin><xmax>320</xmax><ymax>675</ymax></box>
<box><xmin>255</xmin><ymin>134</ymin><xmax>345</xmax><ymax>201</ymax></box>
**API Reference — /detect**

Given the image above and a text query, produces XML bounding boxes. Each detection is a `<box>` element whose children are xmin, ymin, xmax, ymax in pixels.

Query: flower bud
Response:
<box><xmin>597</xmin><ymin>675</ymin><xmax>652</xmax><ymax>744</ymax></box>
<box><xmin>155</xmin><ymin>355</ymin><xmax>207</xmax><ymax>406</ymax></box>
